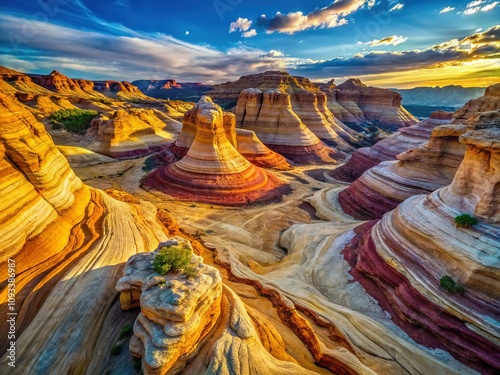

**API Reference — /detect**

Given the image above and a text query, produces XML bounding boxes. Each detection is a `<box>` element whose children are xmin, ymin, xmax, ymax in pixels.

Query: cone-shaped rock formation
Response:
<box><xmin>144</xmin><ymin>97</ymin><xmax>289</xmax><ymax>205</ymax></box>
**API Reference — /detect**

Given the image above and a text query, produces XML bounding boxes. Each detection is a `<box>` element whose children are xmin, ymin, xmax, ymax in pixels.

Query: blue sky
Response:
<box><xmin>0</xmin><ymin>0</ymin><xmax>498</xmax><ymax>88</ymax></box>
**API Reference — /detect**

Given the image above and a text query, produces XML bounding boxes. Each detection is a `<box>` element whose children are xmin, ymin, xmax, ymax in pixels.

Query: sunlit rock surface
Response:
<box><xmin>338</xmin><ymin>122</ymin><xmax>468</xmax><ymax>220</ymax></box>
<box><xmin>330</xmin><ymin>111</ymin><xmax>452</xmax><ymax>182</ymax></box>
<box><xmin>86</xmin><ymin>108</ymin><xmax>177</xmax><ymax>159</ymax></box>
<box><xmin>145</xmin><ymin>97</ymin><xmax>290</xmax><ymax>205</ymax></box>
<box><xmin>0</xmin><ymin>92</ymin><xmax>168</xmax><ymax>374</ymax></box>
<box><xmin>343</xmin><ymin>127</ymin><xmax>500</xmax><ymax>374</ymax></box>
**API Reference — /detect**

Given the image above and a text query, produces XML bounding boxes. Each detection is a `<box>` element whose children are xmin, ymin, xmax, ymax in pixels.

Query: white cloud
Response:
<box><xmin>439</xmin><ymin>6</ymin><xmax>455</xmax><ymax>13</ymax></box>
<box><xmin>369</xmin><ymin>35</ymin><xmax>408</xmax><ymax>46</ymax></box>
<box><xmin>229</xmin><ymin>17</ymin><xmax>252</xmax><ymax>33</ymax></box>
<box><xmin>0</xmin><ymin>14</ymin><xmax>285</xmax><ymax>83</ymax></box>
<box><xmin>467</xmin><ymin>0</ymin><xmax>485</xmax><ymax>7</ymax></box>
<box><xmin>389</xmin><ymin>3</ymin><xmax>404</xmax><ymax>12</ymax></box>
<box><xmin>475</xmin><ymin>27</ymin><xmax>483</xmax><ymax>32</ymax></box>
<box><xmin>261</xmin><ymin>50</ymin><xmax>284</xmax><ymax>57</ymax></box>
<box><xmin>242</xmin><ymin>29</ymin><xmax>257</xmax><ymax>38</ymax></box>
<box><xmin>481</xmin><ymin>1</ymin><xmax>499</xmax><ymax>11</ymax></box>
<box><xmin>185</xmin><ymin>31</ymin><xmax>190</xmax><ymax>35</ymax></box>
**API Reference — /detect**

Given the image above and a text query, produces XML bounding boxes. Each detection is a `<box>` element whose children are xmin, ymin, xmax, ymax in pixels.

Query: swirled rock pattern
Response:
<box><xmin>343</xmin><ymin>127</ymin><xmax>500</xmax><ymax>374</ymax></box>
<box><xmin>235</xmin><ymin>88</ymin><xmax>343</xmax><ymax>164</ymax></box>
<box><xmin>0</xmin><ymin>92</ymin><xmax>168</xmax><ymax>375</ymax></box>
<box><xmin>145</xmin><ymin>97</ymin><xmax>290</xmax><ymax>205</ymax></box>
<box><xmin>330</xmin><ymin>111</ymin><xmax>451</xmax><ymax>182</ymax></box>
<box><xmin>338</xmin><ymin>123</ymin><xmax>468</xmax><ymax>220</ymax></box>
<box><xmin>236</xmin><ymin>129</ymin><xmax>291</xmax><ymax>170</ymax></box>
<box><xmin>86</xmin><ymin>108</ymin><xmax>176</xmax><ymax>159</ymax></box>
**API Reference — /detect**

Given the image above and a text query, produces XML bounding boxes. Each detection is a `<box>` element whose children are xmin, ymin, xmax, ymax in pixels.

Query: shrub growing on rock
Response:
<box><xmin>454</xmin><ymin>214</ymin><xmax>478</xmax><ymax>227</ymax></box>
<box><xmin>440</xmin><ymin>275</ymin><xmax>465</xmax><ymax>293</ymax></box>
<box><xmin>153</xmin><ymin>245</ymin><xmax>192</xmax><ymax>275</ymax></box>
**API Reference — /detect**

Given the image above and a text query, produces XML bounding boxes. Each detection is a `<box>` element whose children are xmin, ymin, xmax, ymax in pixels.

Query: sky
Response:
<box><xmin>0</xmin><ymin>0</ymin><xmax>498</xmax><ymax>88</ymax></box>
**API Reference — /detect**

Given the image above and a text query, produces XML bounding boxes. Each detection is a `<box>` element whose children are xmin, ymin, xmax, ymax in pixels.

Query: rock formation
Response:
<box><xmin>132</xmin><ymin>79</ymin><xmax>212</xmax><ymax>101</ymax></box>
<box><xmin>235</xmin><ymin>129</ymin><xmax>291</xmax><ymax>170</ymax></box>
<box><xmin>334</xmin><ymin>78</ymin><xmax>418</xmax><ymax>131</ymax></box>
<box><xmin>0</xmin><ymin>92</ymin><xmax>168</xmax><ymax>374</ymax></box>
<box><xmin>117</xmin><ymin>240</ymin><xmax>318</xmax><ymax>375</ymax></box>
<box><xmin>330</xmin><ymin>110</ymin><xmax>452</xmax><ymax>182</ymax></box>
<box><xmin>116</xmin><ymin>241</ymin><xmax>223</xmax><ymax>375</ymax></box>
<box><xmin>342</xmin><ymin>126</ymin><xmax>500</xmax><ymax>374</ymax></box>
<box><xmin>145</xmin><ymin>97</ymin><xmax>290</xmax><ymax>205</ymax></box>
<box><xmin>235</xmin><ymin>88</ymin><xmax>343</xmax><ymax>164</ymax></box>
<box><xmin>452</xmin><ymin>83</ymin><xmax>500</xmax><ymax>125</ymax></box>
<box><xmin>398</xmin><ymin>85</ymin><xmax>485</xmax><ymax>107</ymax></box>
<box><xmin>93</xmin><ymin>80</ymin><xmax>154</xmax><ymax>101</ymax></box>
<box><xmin>86</xmin><ymin>108</ymin><xmax>176</xmax><ymax>159</ymax></box>
<box><xmin>29</xmin><ymin>70</ymin><xmax>108</xmax><ymax>100</ymax></box>
<box><xmin>338</xmin><ymin>122</ymin><xmax>468</xmax><ymax>220</ymax></box>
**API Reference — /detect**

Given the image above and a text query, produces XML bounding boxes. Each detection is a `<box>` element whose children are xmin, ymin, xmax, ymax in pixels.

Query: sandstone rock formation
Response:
<box><xmin>117</xmin><ymin>240</ymin><xmax>318</xmax><ymax>375</ymax></box>
<box><xmin>342</xmin><ymin>126</ymin><xmax>500</xmax><ymax>374</ymax></box>
<box><xmin>0</xmin><ymin>92</ymin><xmax>168</xmax><ymax>374</ymax></box>
<box><xmin>116</xmin><ymin>241</ymin><xmax>223</xmax><ymax>374</ymax></box>
<box><xmin>333</xmin><ymin>78</ymin><xmax>418</xmax><ymax>131</ymax></box>
<box><xmin>93</xmin><ymin>80</ymin><xmax>154</xmax><ymax>101</ymax></box>
<box><xmin>145</xmin><ymin>97</ymin><xmax>290</xmax><ymax>205</ymax></box>
<box><xmin>452</xmin><ymin>83</ymin><xmax>500</xmax><ymax>125</ymax></box>
<box><xmin>132</xmin><ymin>79</ymin><xmax>211</xmax><ymax>101</ymax></box>
<box><xmin>338</xmin><ymin>122</ymin><xmax>468</xmax><ymax>220</ymax></box>
<box><xmin>86</xmin><ymin>108</ymin><xmax>177</xmax><ymax>159</ymax></box>
<box><xmin>235</xmin><ymin>88</ymin><xmax>343</xmax><ymax>164</ymax></box>
<box><xmin>330</xmin><ymin>110</ymin><xmax>452</xmax><ymax>182</ymax></box>
<box><xmin>209</xmin><ymin>71</ymin><xmax>363</xmax><ymax>148</ymax></box>
<box><xmin>29</xmin><ymin>70</ymin><xmax>108</xmax><ymax>100</ymax></box>
<box><xmin>235</xmin><ymin>129</ymin><xmax>291</xmax><ymax>170</ymax></box>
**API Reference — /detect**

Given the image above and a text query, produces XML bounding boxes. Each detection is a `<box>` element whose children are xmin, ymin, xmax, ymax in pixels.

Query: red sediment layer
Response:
<box><xmin>144</xmin><ymin>164</ymin><xmax>290</xmax><ymax>206</ymax></box>
<box><xmin>267</xmin><ymin>143</ymin><xmax>344</xmax><ymax>165</ymax></box>
<box><xmin>343</xmin><ymin>222</ymin><xmax>500</xmax><ymax>374</ymax></box>
<box><xmin>338</xmin><ymin>182</ymin><xmax>401</xmax><ymax>220</ymax></box>
<box><xmin>242</xmin><ymin>152</ymin><xmax>291</xmax><ymax>170</ymax></box>
<box><xmin>329</xmin><ymin>151</ymin><xmax>381</xmax><ymax>182</ymax></box>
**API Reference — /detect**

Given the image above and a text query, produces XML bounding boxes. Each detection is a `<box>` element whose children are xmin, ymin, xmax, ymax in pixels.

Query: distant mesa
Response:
<box><xmin>132</xmin><ymin>79</ymin><xmax>212</xmax><ymax>100</ymax></box>
<box><xmin>93</xmin><ymin>80</ymin><xmax>154</xmax><ymax>101</ymax></box>
<box><xmin>144</xmin><ymin>96</ymin><xmax>290</xmax><ymax>205</ymax></box>
<box><xmin>452</xmin><ymin>83</ymin><xmax>500</xmax><ymax>126</ymax></box>
<box><xmin>398</xmin><ymin>85</ymin><xmax>486</xmax><ymax>108</ymax></box>
<box><xmin>85</xmin><ymin>108</ymin><xmax>178</xmax><ymax>159</ymax></box>
<box><xmin>343</xmin><ymin>126</ymin><xmax>500</xmax><ymax>374</ymax></box>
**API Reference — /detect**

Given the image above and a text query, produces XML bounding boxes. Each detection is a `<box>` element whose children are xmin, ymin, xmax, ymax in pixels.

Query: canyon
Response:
<box><xmin>0</xmin><ymin>65</ymin><xmax>498</xmax><ymax>375</ymax></box>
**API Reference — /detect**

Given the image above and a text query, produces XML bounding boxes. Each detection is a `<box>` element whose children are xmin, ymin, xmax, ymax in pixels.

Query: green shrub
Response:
<box><xmin>118</xmin><ymin>325</ymin><xmax>133</xmax><ymax>339</ymax></box>
<box><xmin>454</xmin><ymin>214</ymin><xmax>478</xmax><ymax>227</ymax></box>
<box><xmin>440</xmin><ymin>275</ymin><xmax>465</xmax><ymax>293</ymax></box>
<box><xmin>184</xmin><ymin>266</ymin><xmax>198</xmax><ymax>278</ymax></box>
<box><xmin>110</xmin><ymin>343</ymin><xmax>122</xmax><ymax>356</ymax></box>
<box><xmin>50</xmin><ymin>108</ymin><xmax>98</xmax><ymax>134</ymax></box>
<box><xmin>153</xmin><ymin>245</ymin><xmax>191</xmax><ymax>275</ymax></box>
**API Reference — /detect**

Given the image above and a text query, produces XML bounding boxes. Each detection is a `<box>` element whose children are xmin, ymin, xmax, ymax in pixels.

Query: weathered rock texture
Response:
<box><xmin>209</xmin><ymin>71</ymin><xmax>363</xmax><ymax>147</ymax></box>
<box><xmin>343</xmin><ymin>127</ymin><xmax>500</xmax><ymax>374</ymax></box>
<box><xmin>235</xmin><ymin>129</ymin><xmax>291</xmax><ymax>170</ymax></box>
<box><xmin>117</xmin><ymin>240</ymin><xmax>318</xmax><ymax>375</ymax></box>
<box><xmin>116</xmin><ymin>241</ymin><xmax>223</xmax><ymax>375</ymax></box>
<box><xmin>333</xmin><ymin>78</ymin><xmax>418</xmax><ymax>131</ymax></box>
<box><xmin>330</xmin><ymin>111</ymin><xmax>451</xmax><ymax>182</ymax></box>
<box><xmin>0</xmin><ymin>92</ymin><xmax>168</xmax><ymax>374</ymax></box>
<box><xmin>235</xmin><ymin>88</ymin><xmax>343</xmax><ymax>164</ymax></box>
<box><xmin>452</xmin><ymin>83</ymin><xmax>500</xmax><ymax>125</ymax></box>
<box><xmin>86</xmin><ymin>109</ymin><xmax>176</xmax><ymax>159</ymax></box>
<box><xmin>338</xmin><ymin>123</ymin><xmax>468</xmax><ymax>220</ymax></box>
<box><xmin>145</xmin><ymin>97</ymin><xmax>290</xmax><ymax>205</ymax></box>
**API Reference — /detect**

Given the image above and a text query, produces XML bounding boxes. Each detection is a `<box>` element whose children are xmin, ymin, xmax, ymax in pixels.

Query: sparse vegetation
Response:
<box><xmin>153</xmin><ymin>245</ymin><xmax>192</xmax><ymax>275</ymax></box>
<box><xmin>50</xmin><ymin>108</ymin><xmax>98</xmax><ymax>134</ymax></box>
<box><xmin>440</xmin><ymin>275</ymin><xmax>465</xmax><ymax>294</ymax></box>
<box><xmin>454</xmin><ymin>214</ymin><xmax>478</xmax><ymax>227</ymax></box>
<box><xmin>184</xmin><ymin>266</ymin><xmax>198</xmax><ymax>279</ymax></box>
<box><xmin>118</xmin><ymin>325</ymin><xmax>133</xmax><ymax>339</ymax></box>
<box><xmin>110</xmin><ymin>343</ymin><xmax>122</xmax><ymax>356</ymax></box>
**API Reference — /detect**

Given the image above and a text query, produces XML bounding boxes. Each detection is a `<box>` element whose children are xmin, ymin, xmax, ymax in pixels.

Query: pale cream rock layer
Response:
<box><xmin>86</xmin><ymin>108</ymin><xmax>176</xmax><ymax>159</ymax></box>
